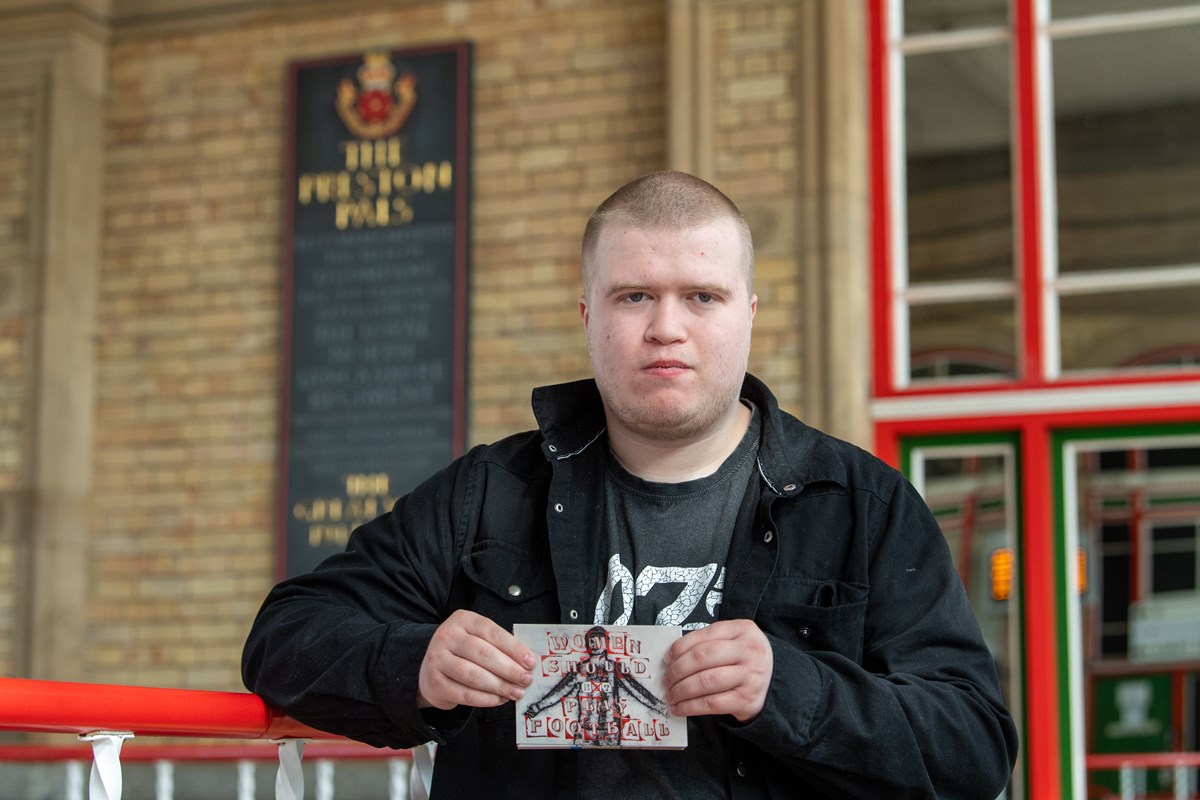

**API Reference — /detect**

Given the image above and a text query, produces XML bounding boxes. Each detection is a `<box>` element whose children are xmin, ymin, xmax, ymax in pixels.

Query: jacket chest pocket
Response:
<box><xmin>460</xmin><ymin>539</ymin><xmax>558</xmax><ymax>629</ymax></box>
<box><xmin>755</xmin><ymin>577</ymin><xmax>868</xmax><ymax>662</ymax></box>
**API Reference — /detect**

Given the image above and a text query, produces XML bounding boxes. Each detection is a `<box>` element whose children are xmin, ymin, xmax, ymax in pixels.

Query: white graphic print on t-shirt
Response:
<box><xmin>593</xmin><ymin>552</ymin><xmax>725</xmax><ymax>630</ymax></box>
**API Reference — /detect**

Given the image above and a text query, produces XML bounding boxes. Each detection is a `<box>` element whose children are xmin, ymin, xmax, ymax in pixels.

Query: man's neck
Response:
<box><xmin>607</xmin><ymin>402</ymin><xmax>753</xmax><ymax>483</ymax></box>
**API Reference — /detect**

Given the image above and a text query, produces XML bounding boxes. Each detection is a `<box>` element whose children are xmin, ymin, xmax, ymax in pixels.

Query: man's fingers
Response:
<box><xmin>662</xmin><ymin>619</ymin><xmax>773</xmax><ymax>723</ymax></box>
<box><xmin>445</xmin><ymin>626</ymin><xmax>532</xmax><ymax>685</ymax></box>
<box><xmin>666</xmin><ymin>663</ymin><xmax>743</xmax><ymax>704</ymax></box>
<box><xmin>418</xmin><ymin>651</ymin><xmax>529</xmax><ymax>710</ymax></box>
<box><xmin>456</xmin><ymin>611</ymin><xmax>538</xmax><ymax>672</ymax></box>
<box><xmin>665</xmin><ymin>630</ymin><xmax>756</xmax><ymax>682</ymax></box>
<box><xmin>436</xmin><ymin>646</ymin><xmax>532</xmax><ymax>696</ymax></box>
<box><xmin>438</xmin><ymin>609</ymin><xmax>535</xmax><ymax>681</ymax></box>
<box><xmin>418</xmin><ymin>610</ymin><xmax>535</xmax><ymax>710</ymax></box>
<box><xmin>666</xmin><ymin>658</ymin><xmax>771</xmax><ymax>722</ymax></box>
<box><xmin>421</xmin><ymin>650</ymin><xmax>527</xmax><ymax>709</ymax></box>
<box><xmin>664</xmin><ymin>619</ymin><xmax>742</xmax><ymax>665</ymax></box>
<box><xmin>669</xmin><ymin>688</ymin><xmax>757</xmax><ymax>719</ymax></box>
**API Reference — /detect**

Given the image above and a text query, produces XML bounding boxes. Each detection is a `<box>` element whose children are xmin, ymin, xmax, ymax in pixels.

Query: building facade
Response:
<box><xmin>2</xmin><ymin>0</ymin><xmax>1199</xmax><ymax>797</ymax></box>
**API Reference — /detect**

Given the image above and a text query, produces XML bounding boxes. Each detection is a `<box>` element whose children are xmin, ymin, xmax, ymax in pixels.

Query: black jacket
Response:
<box><xmin>243</xmin><ymin>375</ymin><xmax>1018</xmax><ymax>798</ymax></box>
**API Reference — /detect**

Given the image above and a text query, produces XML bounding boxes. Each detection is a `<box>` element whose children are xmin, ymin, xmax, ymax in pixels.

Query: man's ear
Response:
<box><xmin>579</xmin><ymin>295</ymin><xmax>589</xmax><ymax>327</ymax></box>
<box><xmin>749</xmin><ymin>293</ymin><xmax>758</xmax><ymax>324</ymax></box>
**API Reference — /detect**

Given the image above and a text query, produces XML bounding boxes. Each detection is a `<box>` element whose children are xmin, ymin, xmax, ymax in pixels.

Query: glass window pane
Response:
<box><xmin>1153</xmin><ymin>524</ymin><xmax>1195</xmax><ymax>543</ymax></box>
<box><xmin>906</xmin><ymin>47</ymin><xmax>1014</xmax><ymax>284</ymax></box>
<box><xmin>1101</xmin><ymin>554</ymin><xmax>1130</xmax><ymax>622</ymax></box>
<box><xmin>1152</xmin><ymin>551</ymin><xmax>1195</xmax><ymax>593</ymax></box>
<box><xmin>904</xmin><ymin>0</ymin><xmax>1008</xmax><ymax>35</ymax></box>
<box><xmin>1053</xmin><ymin>0</ymin><xmax>1200</xmax><ymax>18</ymax></box>
<box><xmin>1059</xmin><ymin>284</ymin><xmax>1200</xmax><ymax>372</ymax></box>
<box><xmin>1075</xmin><ymin>436</ymin><xmax>1200</xmax><ymax>795</ymax></box>
<box><xmin>1054</xmin><ymin>23</ymin><xmax>1200</xmax><ymax>274</ymax></box>
<box><xmin>911</xmin><ymin>444</ymin><xmax>1022</xmax><ymax>800</ymax></box>
<box><xmin>1149</xmin><ymin>447</ymin><xmax>1200</xmax><ymax>469</ymax></box>
<box><xmin>909</xmin><ymin>299</ymin><xmax>1016</xmax><ymax>382</ymax></box>
<box><xmin>912</xmin><ymin>447</ymin><xmax>1017</xmax><ymax>686</ymax></box>
<box><xmin>1074</xmin><ymin>437</ymin><xmax>1200</xmax><ymax>666</ymax></box>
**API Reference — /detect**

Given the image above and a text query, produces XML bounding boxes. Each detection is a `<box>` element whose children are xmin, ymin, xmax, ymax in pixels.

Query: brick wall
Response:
<box><xmin>91</xmin><ymin>0</ymin><xmax>674</xmax><ymax>689</ymax></box>
<box><xmin>0</xmin><ymin>0</ymin><xmax>818</xmax><ymax>691</ymax></box>
<box><xmin>96</xmin><ymin>20</ymin><xmax>284</xmax><ymax>685</ymax></box>
<box><xmin>706</xmin><ymin>1</ymin><xmax>803</xmax><ymax>404</ymax></box>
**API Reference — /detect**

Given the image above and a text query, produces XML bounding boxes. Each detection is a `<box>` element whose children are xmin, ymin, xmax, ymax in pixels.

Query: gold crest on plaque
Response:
<box><xmin>336</xmin><ymin>52</ymin><xmax>417</xmax><ymax>139</ymax></box>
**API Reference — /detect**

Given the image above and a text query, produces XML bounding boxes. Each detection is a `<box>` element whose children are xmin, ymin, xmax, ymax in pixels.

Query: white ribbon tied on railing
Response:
<box><xmin>80</xmin><ymin>732</ymin><xmax>134</xmax><ymax>800</ymax></box>
<box><xmin>274</xmin><ymin>739</ymin><xmax>307</xmax><ymax>800</ymax></box>
<box><xmin>67</xmin><ymin>731</ymin><xmax>415</xmax><ymax>800</ymax></box>
<box><xmin>410</xmin><ymin>742</ymin><xmax>435</xmax><ymax>800</ymax></box>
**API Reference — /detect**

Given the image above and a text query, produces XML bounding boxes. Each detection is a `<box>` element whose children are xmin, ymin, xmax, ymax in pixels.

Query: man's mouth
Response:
<box><xmin>642</xmin><ymin>360</ymin><xmax>690</xmax><ymax>377</ymax></box>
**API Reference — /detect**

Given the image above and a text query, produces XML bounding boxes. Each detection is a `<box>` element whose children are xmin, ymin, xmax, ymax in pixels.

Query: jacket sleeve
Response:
<box><xmin>728</xmin><ymin>473</ymin><xmax>1019</xmax><ymax>799</ymax></box>
<box><xmin>241</xmin><ymin>450</ymin><xmax>480</xmax><ymax>749</ymax></box>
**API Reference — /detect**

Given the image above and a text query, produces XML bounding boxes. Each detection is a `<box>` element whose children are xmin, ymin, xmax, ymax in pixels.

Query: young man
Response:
<box><xmin>243</xmin><ymin>171</ymin><xmax>1017</xmax><ymax>798</ymax></box>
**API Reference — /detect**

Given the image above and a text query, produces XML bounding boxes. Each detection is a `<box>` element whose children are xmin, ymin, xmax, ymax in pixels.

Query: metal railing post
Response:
<box><xmin>388</xmin><ymin>757</ymin><xmax>410</xmax><ymax>800</ymax></box>
<box><xmin>315</xmin><ymin>758</ymin><xmax>334</xmax><ymax>800</ymax></box>
<box><xmin>1119</xmin><ymin>763</ymin><xmax>1134</xmax><ymax>800</ymax></box>
<box><xmin>237</xmin><ymin>759</ymin><xmax>257</xmax><ymax>800</ymax></box>
<box><xmin>66</xmin><ymin>760</ymin><xmax>86</xmax><ymax>800</ymax></box>
<box><xmin>155</xmin><ymin>759</ymin><xmax>174</xmax><ymax>800</ymax></box>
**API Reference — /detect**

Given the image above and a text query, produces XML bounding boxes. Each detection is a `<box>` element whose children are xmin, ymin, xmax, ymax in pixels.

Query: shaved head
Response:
<box><xmin>581</xmin><ymin>170</ymin><xmax>755</xmax><ymax>298</ymax></box>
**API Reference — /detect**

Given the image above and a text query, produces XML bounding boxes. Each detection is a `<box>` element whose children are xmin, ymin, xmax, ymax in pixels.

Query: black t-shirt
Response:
<box><xmin>579</xmin><ymin>403</ymin><xmax>760</xmax><ymax>799</ymax></box>
<box><xmin>592</xmin><ymin>403</ymin><xmax>760</xmax><ymax>629</ymax></box>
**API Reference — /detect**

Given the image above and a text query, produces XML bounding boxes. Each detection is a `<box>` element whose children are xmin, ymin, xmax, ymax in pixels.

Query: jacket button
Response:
<box><xmin>548</xmin><ymin>444</ymin><xmax>558</xmax><ymax>453</ymax></box>
<box><xmin>736</xmin><ymin>762</ymin><xmax>748</xmax><ymax>778</ymax></box>
<box><xmin>783</xmin><ymin>483</ymin><xmax>796</xmax><ymax>492</ymax></box>
<box><xmin>763</xmin><ymin>530</ymin><xmax>774</xmax><ymax>543</ymax></box>
<box><xmin>507</xmin><ymin>585</ymin><xmax>522</xmax><ymax>598</ymax></box>
<box><xmin>554</xmin><ymin>503</ymin><xmax>564</xmax><ymax>513</ymax></box>
<box><xmin>569</xmin><ymin>609</ymin><xmax>579</xmax><ymax>620</ymax></box>
<box><xmin>799</xmin><ymin>626</ymin><xmax>811</xmax><ymax>638</ymax></box>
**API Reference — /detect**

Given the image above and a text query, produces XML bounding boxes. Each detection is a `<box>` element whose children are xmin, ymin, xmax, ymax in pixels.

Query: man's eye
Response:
<box><xmin>694</xmin><ymin>293</ymin><xmax>715</xmax><ymax>303</ymax></box>
<box><xmin>624</xmin><ymin>292</ymin><xmax>646</xmax><ymax>303</ymax></box>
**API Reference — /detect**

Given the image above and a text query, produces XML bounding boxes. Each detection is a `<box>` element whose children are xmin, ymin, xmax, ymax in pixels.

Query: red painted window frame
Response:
<box><xmin>868</xmin><ymin>2</ymin><xmax>1200</xmax><ymax>798</ymax></box>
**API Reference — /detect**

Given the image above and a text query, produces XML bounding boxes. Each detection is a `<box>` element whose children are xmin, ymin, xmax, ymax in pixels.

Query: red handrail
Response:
<box><xmin>0</xmin><ymin>677</ymin><xmax>338</xmax><ymax>740</ymax></box>
<box><xmin>1086</xmin><ymin>752</ymin><xmax>1200</xmax><ymax>770</ymax></box>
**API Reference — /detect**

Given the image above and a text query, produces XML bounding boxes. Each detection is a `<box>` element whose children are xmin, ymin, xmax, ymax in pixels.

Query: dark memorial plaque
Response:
<box><xmin>278</xmin><ymin>44</ymin><xmax>471</xmax><ymax>578</ymax></box>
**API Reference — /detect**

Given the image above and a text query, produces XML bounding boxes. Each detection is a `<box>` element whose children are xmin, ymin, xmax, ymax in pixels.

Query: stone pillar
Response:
<box><xmin>667</xmin><ymin>0</ymin><xmax>870</xmax><ymax>448</ymax></box>
<box><xmin>0</xmin><ymin>0</ymin><xmax>109</xmax><ymax>680</ymax></box>
<box><xmin>795</xmin><ymin>0</ymin><xmax>871</xmax><ymax>449</ymax></box>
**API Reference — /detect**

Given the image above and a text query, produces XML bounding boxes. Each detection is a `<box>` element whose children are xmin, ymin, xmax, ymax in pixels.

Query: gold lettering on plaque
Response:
<box><xmin>298</xmin><ymin>136</ymin><xmax>452</xmax><ymax>228</ymax></box>
<box><xmin>295</xmin><ymin>473</ymin><xmax>397</xmax><ymax>549</ymax></box>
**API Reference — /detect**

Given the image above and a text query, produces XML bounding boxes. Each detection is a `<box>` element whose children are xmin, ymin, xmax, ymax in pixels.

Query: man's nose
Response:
<box><xmin>645</xmin><ymin>298</ymin><xmax>687</xmax><ymax>344</ymax></box>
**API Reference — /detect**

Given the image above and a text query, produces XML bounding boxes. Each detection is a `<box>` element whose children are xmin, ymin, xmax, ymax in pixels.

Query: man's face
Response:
<box><xmin>580</xmin><ymin>218</ymin><xmax>757</xmax><ymax>443</ymax></box>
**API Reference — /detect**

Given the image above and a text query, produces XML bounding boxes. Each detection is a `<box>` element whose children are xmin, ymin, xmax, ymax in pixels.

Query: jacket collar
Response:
<box><xmin>531</xmin><ymin>374</ymin><xmax>848</xmax><ymax>493</ymax></box>
<box><xmin>530</xmin><ymin>379</ymin><xmax>608</xmax><ymax>461</ymax></box>
<box><xmin>742</xmin><ymin>373</ymin><xmax>848</xmax><ymax>496</ymax></box>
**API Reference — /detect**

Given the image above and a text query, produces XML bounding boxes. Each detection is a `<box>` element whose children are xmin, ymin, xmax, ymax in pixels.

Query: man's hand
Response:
<box><xmin>417</xmin><ymin>609</ymin><xmax>536</xmax><ymax>711</ymax></box>
<box><xmin>662</xmin><ymin>619</ymin><xmax>773</xmax><ymax>723</ymax></box>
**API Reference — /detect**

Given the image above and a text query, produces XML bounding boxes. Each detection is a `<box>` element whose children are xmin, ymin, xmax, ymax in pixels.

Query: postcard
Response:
<box><xmin>513</xmin><ymin>623</ymin><xmax>687</xmax><ymax>749</ymax></box>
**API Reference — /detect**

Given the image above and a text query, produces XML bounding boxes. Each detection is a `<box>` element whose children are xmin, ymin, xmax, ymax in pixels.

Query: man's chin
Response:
<box><xmin>621</xmin><ymin>406</ymin><xmax>707</xmax><ymax>442</ymax></box>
